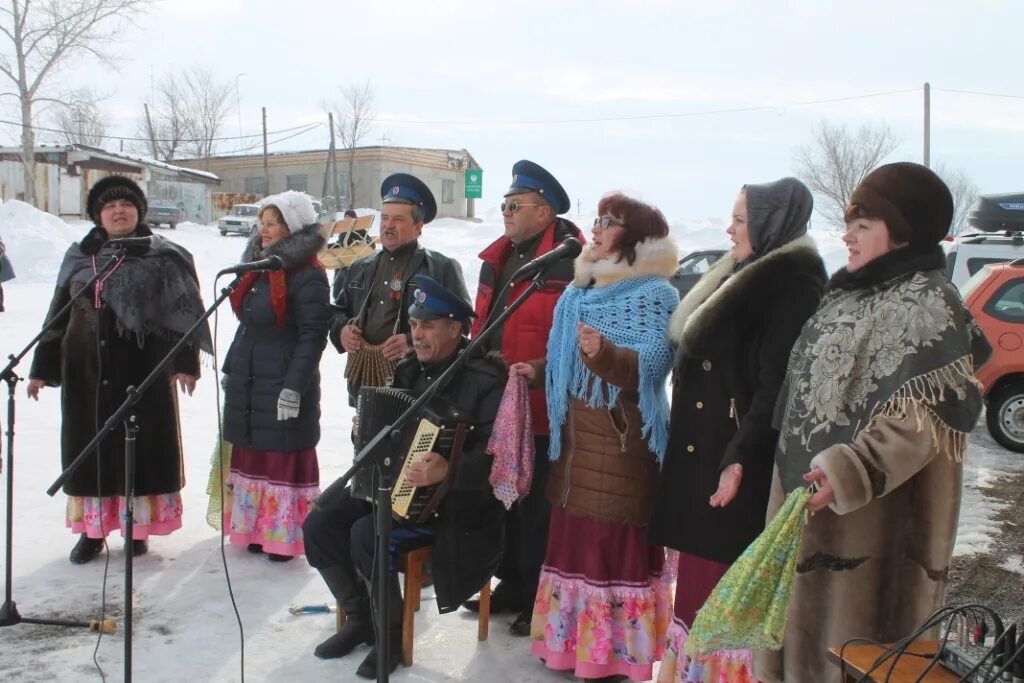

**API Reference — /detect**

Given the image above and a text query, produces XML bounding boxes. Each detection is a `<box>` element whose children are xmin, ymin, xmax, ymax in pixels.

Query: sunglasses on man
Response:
<box><xmin>500</xmin><ymin>200</ymin><xmax>545</xmax><ymax>214</ymax></box>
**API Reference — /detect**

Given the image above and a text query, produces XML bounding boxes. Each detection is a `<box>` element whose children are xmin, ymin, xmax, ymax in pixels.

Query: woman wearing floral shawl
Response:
<box><xmin>754</xmin><ymin>162</ymin><xmax>991</xmax><ymax>683</ymax></box>
<box><xmin>514</xmin><ymin>193</ymin><xmax>680</xmax><ymax>681</ymax></box>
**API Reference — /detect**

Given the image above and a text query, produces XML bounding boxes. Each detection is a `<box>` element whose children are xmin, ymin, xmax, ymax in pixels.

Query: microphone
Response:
<box><xmin>509</xmin><ymin>237</ymin><xmax>582</xmax><ymax>284</ymax></box>
<box><xmin>106</xmin><ymin>236</ymin><xmax>154</xmax><ymax>248</ymax></box>
<box><xmin>217</xmin><ymin>255</ymin><xmax>285</xmax><ymax>277</ymax></box>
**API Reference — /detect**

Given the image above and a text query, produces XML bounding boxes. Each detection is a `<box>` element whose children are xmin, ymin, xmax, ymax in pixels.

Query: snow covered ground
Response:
<box><xmin>0</xmin><ymin>200</ymin><xmax>1018</xmax><ymax>682</ymax></box>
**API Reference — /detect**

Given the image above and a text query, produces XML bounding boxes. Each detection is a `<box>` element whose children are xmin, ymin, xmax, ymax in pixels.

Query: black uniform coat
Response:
<box><xmin>648</xmin><ymin>235</ymin><xmax>826</xmax><ymax>564</ymax></box>
<box><xmin>29</xmin><ymin>225</ymin><xmax>202</xmax><ymax>497</ymax></box>
<box><xmin>222</xmin><ymin>224</ymin><xmax>330</xmax><ymax>452</ymax></box>
<box><xmin>390</xmin><ymin>343</ymin><xmax>507</xmax><ymax>613</ymax></box>
<box><xmin>329</xmin><ymin>242</ymin><xmax>470</xmax><ymax>352</ymax></box>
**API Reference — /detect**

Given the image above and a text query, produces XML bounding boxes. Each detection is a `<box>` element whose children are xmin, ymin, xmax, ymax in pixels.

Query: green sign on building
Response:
<box><xmin>465</xmin><ymin>169</ymin><xmax>483</xmax><ymax>199</ymax></box>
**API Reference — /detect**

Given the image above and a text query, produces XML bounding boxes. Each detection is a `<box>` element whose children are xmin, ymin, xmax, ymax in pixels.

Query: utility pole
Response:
<box><xmin>144</xmin><ymin>103</ymin><xmax>158</xmax><ymax>159</ymax></box>
<box><xmin>262</xmin><ymin>107</ymin><xmax>270</xmax><ymax>195</ymax></box>
<box><xmin>923</xmin><ymin>82</ymin><xmax>931</xmax><ymax>168</ymax></box>
<box><xmin>329</xmin><ymin>112</ymin><xmax>341</xmax><ymax>213</ymax></box>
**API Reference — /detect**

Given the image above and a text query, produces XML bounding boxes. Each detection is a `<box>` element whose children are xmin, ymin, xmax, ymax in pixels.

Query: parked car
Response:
<box><xmin>945</xmin><ymin>231</ymin><xmax>1024</xmax><ymax>289</ymax></box>
<box><xmin>670</xmin><ymin>249</ymin><xmax>727</xmax><ymax>298</ymax></box>
<box><xmin>146</xmin><ymin>200</ymin><xmax>185</xmax><ymax>229</ymax></box>
<box><xmin>218</xmin><ymin>204</ymin><xmax>260</xmax><ymax>236</ymax></box>
<box><xmin>960</xmin><ymin>258</ymin><xmax>1024</xmax><ymax>452</ymax></box>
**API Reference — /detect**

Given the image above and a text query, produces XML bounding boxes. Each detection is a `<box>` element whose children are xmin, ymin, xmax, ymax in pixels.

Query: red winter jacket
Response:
<box><xmin>471</xmin><ymin>217</ymin><xmax>584</xmax><ymax>435</ymax></box>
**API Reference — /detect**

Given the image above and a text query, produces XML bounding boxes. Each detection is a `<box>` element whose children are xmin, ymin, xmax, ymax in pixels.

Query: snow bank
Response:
<box><xmin>0</xmin><ymin>199</ymin><xmax>87</xmax><ymax>283</ymax></box>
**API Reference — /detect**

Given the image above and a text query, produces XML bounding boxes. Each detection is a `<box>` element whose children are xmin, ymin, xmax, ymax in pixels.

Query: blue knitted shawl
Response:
<box><xmin>545</xmin><ymin>275</ymin><xmax>678</xmax><ymax>464</ymax></box>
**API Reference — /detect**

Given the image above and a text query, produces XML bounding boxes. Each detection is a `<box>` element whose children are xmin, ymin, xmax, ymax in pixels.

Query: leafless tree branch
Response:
<box><xmin>331</xmin><ymin>79</ymin><xmax>374</xmax><ymax>209</ymax></box>
<box><xmin>794</xmin><ymin>119</ymin><xmax>900</xmax><ymax>229</ymax></box>
<box><xmin>933</xmin><ymin>162</ymin><xmax>979</xmax><ymax>236</ymax></box>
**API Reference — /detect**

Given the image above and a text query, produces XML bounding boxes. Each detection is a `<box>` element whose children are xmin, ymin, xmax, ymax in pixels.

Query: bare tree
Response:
<box><xmin>933</xmin><ymin>162</ymin><xmax>979</xmax><ymax>236</ymax></box>
<box><xmin>133</xmin><ymin>68</ymin><xmax>231</xmax><ymax>162</ymax></box>
<box><xmin>795</xmin><ymin>120</ymin><xmax>900</xmax><ymax>228</ymax></box>
<box><xmin>0</xmin><ymin>0</ymin><xmax>150</xmax><ymax>206</ymax></box>
<box><xmin>51</xmin><ymin>91</ymin><xmax>108</xmax><ymax>146</ymax></box>
<box><xmin>331</xmin><ymin>80</ymin><xmax>374</xmax><ymax>209</ymax></box>
<box><xmin>133</xmin><ymin>72</ymin><xmax>188</xmax><ymax>161</ymax></box>
<box><xmin>180</xmin><ymin>67</ymin><xmax>233</xmax><ymax>159</ymax></box>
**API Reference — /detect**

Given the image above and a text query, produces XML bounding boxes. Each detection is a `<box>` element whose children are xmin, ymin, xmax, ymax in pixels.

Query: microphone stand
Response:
<box><xmin>330</xmin><ymin>271</ymin><xmax>550</xmax><ymax>683</ymax></box>
<box><xmin>45</xmin><ymin>273</ymin><xmax>242</xmax><ymax>683</ymax></box>
<box><xmin>1</xmin><ymin>249</ymin><xmax>128</xmax><ymax>634</ymax></box>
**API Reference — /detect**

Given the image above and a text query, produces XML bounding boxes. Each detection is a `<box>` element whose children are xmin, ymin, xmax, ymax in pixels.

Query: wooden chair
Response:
<box><xmin>336</xmin><ymin>545</ymin><xmax>492</xmax><ymax>667</ymax></box>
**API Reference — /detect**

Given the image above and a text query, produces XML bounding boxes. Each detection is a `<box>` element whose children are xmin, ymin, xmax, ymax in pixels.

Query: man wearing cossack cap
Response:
<box><xmin>466</xmin><ymin>159</ymin><xmax>585</xmax><ymax>636</ymax></box>
<box><xmin>330</xmin><ymin>173</ymin><xmax>469</xmax><ymax>405</ymax></box>
<box><xmin>303</xmin><ymin>274</ymin><xmax>505</xmax><ymax>678</ymax></box>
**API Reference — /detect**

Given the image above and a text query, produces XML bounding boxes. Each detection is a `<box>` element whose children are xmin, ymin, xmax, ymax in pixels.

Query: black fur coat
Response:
<box><xmin>29</xmin><ymin>224</ymin><xmax>203</xmax><ymax>497</ymax></box>
<box><xmin>648</xmin><ymin>235</ymin><xmax>827</xmax><ymax>564</ymax></box>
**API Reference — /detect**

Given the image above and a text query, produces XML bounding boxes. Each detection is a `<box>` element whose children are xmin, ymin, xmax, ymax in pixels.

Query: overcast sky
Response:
<box><xmin>3</xmin><ymin>0</ymin><xmax>1023</xmax><ymax>221</ymax></box>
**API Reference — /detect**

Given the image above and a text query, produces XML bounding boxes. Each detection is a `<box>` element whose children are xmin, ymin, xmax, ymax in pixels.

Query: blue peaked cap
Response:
<box><xmin>504</xmin><ymin>159</ymin><xmax>570</xmax><ymax>215</ymax></box>
<box><xmin>381</xmin><ymin>173</ymin><xmax>437</xmax><ymax>223</ymax></box>
<box><xmin>408</xmin><ymin>274</ymin><xmax>476</xmax><ymax>325</ymax></box>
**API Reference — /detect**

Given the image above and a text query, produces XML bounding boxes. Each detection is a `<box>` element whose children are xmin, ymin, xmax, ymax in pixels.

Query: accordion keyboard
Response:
<box><xmin>391</xmin><ymin>418</ymin><xmax>443</xmax><ymax>518</ymax></box>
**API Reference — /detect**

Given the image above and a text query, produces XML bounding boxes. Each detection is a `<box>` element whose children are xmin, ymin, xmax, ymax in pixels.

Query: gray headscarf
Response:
<box><xmin>742</xmin><ymin>177</ymin><xmax>813</xmax><ymax>259</ymax></box>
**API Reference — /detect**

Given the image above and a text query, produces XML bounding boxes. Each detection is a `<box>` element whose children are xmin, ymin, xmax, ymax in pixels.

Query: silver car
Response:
<box><xmin>219</xmin><ymin>204</ymin><xmax>260</xmax><ymax>236</ymax></box>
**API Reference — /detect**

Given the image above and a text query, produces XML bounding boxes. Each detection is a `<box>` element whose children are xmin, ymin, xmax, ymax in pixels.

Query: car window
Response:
<box><xmin>984</xmin><ymin>277</ymin><xmax>1024</xmax><ymax>323</ymax></box>
<box><xmin>968</xmin><ymin>257</ymin><xmax>1012</xmax><ymax>276</ymax></box>
<box><xmin>960</xmin><ymin>267</ymin><xmax>991</xmax><ymax>300</ymax></box>
<box><xmin>231</xmin><ymin>206</ymin><xmax>258</xmax><ymax>216</ymax></box>
<box><xmin>678</xmin><ymin>253</ymin><xmax>715</xmax><ymax>275</ymax></box>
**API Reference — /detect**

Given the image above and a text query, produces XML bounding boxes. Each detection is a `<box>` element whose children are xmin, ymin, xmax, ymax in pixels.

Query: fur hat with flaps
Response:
<box><xmin>259</xmin><ymin>190</ymin><xmax>318</xmax><ymax>233</ymax></box>
<box><xmin>846</xmin><ymin>162</ymin><xmax>953</xmax><ymax>246</ymax></box>
<box><xmin>87</xmin><ymin>176</ymin><xmax>147</xmax><ymax>226</ymax></box>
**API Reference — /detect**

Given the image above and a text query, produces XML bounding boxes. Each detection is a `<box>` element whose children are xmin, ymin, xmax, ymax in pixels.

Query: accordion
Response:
<box><xmin>351</xmin><ymin>386</ymin><xmax>468</xmax><ymax>523</ymax></box>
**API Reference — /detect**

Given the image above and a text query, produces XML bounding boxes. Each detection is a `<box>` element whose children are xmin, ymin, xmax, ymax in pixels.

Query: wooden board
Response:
<box><xmin>827</xmin><ymin>641</ymin><xmax>960</xmax><ymax>683</ymax></box>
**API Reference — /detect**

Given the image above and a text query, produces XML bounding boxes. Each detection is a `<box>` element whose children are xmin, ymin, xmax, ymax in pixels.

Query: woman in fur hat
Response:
<box><xmin>649</xmin><ymin>178</ymin><xmax>827</xmax><ymax>682</ymax></box>
<box><xmin>220</xmin><ymin>190</ymin><xmax>330</xmax><ymax>561</ymax></box>
<box><xmin>754</xmin><ymin>163</ymin><xmax>990</xmax><ymax>683</ymax></box>
<box><xmin>27</xmin><ymin>175</ymin><xmax>210</xmax><ymax>564</ymax></box>
<box><xmin>517</xmin><ymin>193</ymin><xmax>680</xmax><ymax>681</ymax></box>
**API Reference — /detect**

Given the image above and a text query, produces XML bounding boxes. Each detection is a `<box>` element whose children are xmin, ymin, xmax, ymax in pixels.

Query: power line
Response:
<box><xmin>0</xmin><ymin>117</ymin><xmax>324</xmax><ymax>143</ymax></box>
<box><xmin>934</xmin><ymin>87</ymin><xmax>1024</xmax><ymax>100</ymax></box>
<box><xmin>367</xmin><ymin>88</ymin><xmax>921</xmax><ymax>126</ymax></box>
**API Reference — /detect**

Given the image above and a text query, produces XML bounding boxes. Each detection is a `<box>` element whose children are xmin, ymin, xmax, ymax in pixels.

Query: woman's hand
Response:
<box><xmin>577</xmin><ymin>323</ymin><xmax>604</xmax><ymax>358</ymax></box>
<box><xmin>406</xmin><ymin>452</ymin><xmax>449</xmax><ymax>487</ymax></box>
<box><xmin>709</xmin><ymin>463</ymin><xmax>743</xmax><ymax>507</ymax></box>
<box><xmin>26</xmin><ymin>379</ymin><xmax>46</xmax><ymax>400</ymax></box>
<box><xmin>172</xmin><ymin>374</ymin><xmax>197</xmax><ymax>396</ymax></box>
<box><xmin>509</xmin><ymin>362</ymin><xmax>536</xmax><ymax>383</ymax></box>
<box><xmin>804</xmin><ymin>468</ymin><xmax>835</xmax><ymax>513</ymax></box>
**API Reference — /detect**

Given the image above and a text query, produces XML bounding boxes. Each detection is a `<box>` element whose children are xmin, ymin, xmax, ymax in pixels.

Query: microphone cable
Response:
<box><xmin>213</xmin><ymin>274</ymin><xmax>246</xmax><ymax>683</ymax></box>
<box><xmin>91</xmin><ymin>298</ymin><xmax>111</xmax><ymax>683</ymax></box>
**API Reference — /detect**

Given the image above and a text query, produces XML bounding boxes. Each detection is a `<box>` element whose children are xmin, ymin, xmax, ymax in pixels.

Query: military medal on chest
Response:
<box><xmin>386</xmin><ymin>271</ymin><xmax>403</xmax><ymax>301</ymax></box>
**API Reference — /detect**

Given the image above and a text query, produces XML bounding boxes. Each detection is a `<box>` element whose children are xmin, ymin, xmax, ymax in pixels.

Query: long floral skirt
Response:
<box><xmin>67</xmin><ymin>493</ymin><xmax>183</xmax><ymax>539</ymax></box>
<box><xmin>223</xmin><ymin>445</ymin><xmax>320</xmax><ymax>557</ymax></box>
<box><xmin>531</xmin><ymin>507</ymin><xmax>673</xmax><ymax>681</ymax></box>
<box><xmin>658</xmin><ymin>552</ymin><xmax>755</xmax><ymax>683</ymax></box>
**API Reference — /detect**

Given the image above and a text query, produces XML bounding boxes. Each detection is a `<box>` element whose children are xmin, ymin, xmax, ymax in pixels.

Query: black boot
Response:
<box><xmin>355</xmin><ymin>574</ymin><xmax>403</xmax><ymax>679</ymax></box>
<box><xmin>69</xmin><ymin>534</ymin><xmax>104</xmax><ymax>565</ymax></box>
<box><xmin>313</xmin><ymin>565</ymin><xmax>374</xmax><ymax>659</ymax></box>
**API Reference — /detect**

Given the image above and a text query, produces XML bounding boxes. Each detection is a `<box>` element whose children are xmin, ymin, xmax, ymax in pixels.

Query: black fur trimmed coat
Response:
<box><xmin>648</xmin><ymin>235</ymin><xmax>827</xmax><ymax>564</ymax></box>
<box><xmin>222</xmin><ymin>225</ymin><xmax>330</xmax><ymax>452</ymax></box>
<box><xmin>29</xmin><ymin>224</ymin><xmax>202</xmax><ymax>497</ymax></box>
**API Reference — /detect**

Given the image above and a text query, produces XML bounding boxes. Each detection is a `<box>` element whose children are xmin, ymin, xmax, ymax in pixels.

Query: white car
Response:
<box><xmin>945</xmin><ymin>231</ymin><xmax>1024</xmax><ymax>289</ymax></box>
<box><xmin>218</xmin><ymin>204</ymin><xmax>260</xmax><ymax>236</ymax></box>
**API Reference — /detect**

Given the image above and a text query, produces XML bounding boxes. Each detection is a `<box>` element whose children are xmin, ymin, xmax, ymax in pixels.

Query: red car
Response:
<box><xmin>962</xmin><ymin>258</ymin><xmax>1024</xmax><ymax>452</ymax></box>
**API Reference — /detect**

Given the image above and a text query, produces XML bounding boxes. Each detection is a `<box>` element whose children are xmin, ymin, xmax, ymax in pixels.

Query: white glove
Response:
<box><xmin>277</xmin><ymin>388</ymin><xmax>300</xmax><ymax>421</ymax></box>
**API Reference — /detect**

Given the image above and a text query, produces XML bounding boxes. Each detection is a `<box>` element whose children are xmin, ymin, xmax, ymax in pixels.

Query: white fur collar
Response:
<box><xmin>572</xmin><ymin>236</ymin><xmax>679</xmax><ymax>289</ymax></box>
<box><xmin>668</xmin><ymin>233</ymin><xmax>818</xmax><ymax>343</ymax></box>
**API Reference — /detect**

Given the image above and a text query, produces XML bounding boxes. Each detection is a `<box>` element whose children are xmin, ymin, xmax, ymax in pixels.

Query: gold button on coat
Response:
<box><xmin>686</xmin><ymin>445</ymin><xmax>695</xmax><ymax>453</ymax></box>
<box><xmin>696</xmin><ymin>401</ymin><xmax>704</xmax><ymax>409</ymax></box>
